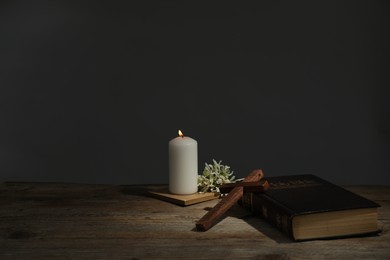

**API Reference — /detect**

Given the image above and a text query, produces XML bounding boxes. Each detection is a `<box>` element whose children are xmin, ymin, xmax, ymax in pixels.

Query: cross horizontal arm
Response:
<box><xmin>219</xmin><ymin>179</ymin><xmax>269</xmax><ymax>194</ymax></box>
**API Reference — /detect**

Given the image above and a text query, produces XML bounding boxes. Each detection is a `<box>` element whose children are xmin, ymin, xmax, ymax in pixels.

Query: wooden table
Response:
<box><xmin>1</xmin><ymin>182</ymin><xmax>389</xmax><ymax>259</ymax></box>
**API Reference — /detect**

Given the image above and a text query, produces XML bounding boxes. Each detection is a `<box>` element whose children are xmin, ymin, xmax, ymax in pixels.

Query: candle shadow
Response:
<box><xmin>119</xmin><ymin>185</ymin><xmax>164</xmax><ymax>196</ymax></box>
<box><xmin>120</xmin><ymin>185</ymin><xmax>146</xmax><ymax>194</ymax></box>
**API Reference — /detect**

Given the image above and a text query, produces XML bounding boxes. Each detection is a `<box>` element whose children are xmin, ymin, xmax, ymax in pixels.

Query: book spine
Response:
<box><xmin>240</xmin><ymin>192</ymin><xmax>295</xmax><ymax>239</ymax></box>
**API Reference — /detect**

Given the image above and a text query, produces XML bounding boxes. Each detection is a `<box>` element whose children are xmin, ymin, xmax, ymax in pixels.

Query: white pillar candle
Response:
<box><xmin>169</xmin><ymin>130</ymin><xmax>198</xmax><ymax>195</ymax></box>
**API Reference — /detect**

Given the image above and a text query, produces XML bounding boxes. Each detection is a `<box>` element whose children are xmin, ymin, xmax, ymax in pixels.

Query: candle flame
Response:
<box><xmin>178</xmin><ymin>130</ymin><xmax>184</xmax><ymax>137</ymax></box>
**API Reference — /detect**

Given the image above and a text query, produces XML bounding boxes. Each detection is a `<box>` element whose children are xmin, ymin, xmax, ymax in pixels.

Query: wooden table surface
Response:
<box><xmin>0</xmin><ymin>182</ymin><xmax>389</xmax><ymax>259</ymax></box>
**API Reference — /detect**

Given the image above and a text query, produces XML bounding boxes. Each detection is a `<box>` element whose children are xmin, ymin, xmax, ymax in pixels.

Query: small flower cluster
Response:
<box><xmin>198</xmin><ymin>159</ymin><xmax>236</xmax><ymax>193</ymax></box>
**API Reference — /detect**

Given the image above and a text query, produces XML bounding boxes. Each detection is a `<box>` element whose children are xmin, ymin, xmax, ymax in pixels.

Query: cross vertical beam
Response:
<box><xmin>196</xmin><ymin>169</ymin><xmax>265</xmax><ymax>231</ymax></box>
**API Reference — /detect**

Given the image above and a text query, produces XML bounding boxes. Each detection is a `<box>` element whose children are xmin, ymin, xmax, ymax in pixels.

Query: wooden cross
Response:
<box><xmin>196</xmin><ymin>169</ymin><xmax>269</xmax><ymax>231</ymax></box>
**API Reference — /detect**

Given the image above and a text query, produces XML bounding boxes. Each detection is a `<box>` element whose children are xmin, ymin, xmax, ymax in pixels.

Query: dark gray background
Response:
<box><xmin>1</xmin><ymin>1</ymin><xmax>389</xmax><ymax>185</ymax></box>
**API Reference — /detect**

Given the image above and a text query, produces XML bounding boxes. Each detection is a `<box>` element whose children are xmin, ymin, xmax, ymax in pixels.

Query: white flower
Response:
<box><xmin>197</xmin><ymin>160</ymin><xmax>236</xmax><ymax>193</ymax></box>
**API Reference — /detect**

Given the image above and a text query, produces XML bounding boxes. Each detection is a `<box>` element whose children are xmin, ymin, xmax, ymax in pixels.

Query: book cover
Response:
<box><xmin>240</xmin><ymin>174</ymin><xmax>381</xmax><ymax>241</ymax></box>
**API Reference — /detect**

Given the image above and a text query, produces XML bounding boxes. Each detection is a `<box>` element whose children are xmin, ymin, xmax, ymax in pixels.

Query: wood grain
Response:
<box><xmin>0</xmin><ymin>182</ymin><xmax>389</xmax><ymax>259</ymax></box>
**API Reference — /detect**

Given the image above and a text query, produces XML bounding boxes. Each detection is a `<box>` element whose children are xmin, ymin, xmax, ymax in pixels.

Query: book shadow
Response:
<box><xmin>239</xmin><ymin>213</ymin><xmax>295</xmax><ymax>243</ymax></box>
<box><xmin>192</xmin><ymin>204</ymin><xmax>294</xmax><ymax>244</ymax></box>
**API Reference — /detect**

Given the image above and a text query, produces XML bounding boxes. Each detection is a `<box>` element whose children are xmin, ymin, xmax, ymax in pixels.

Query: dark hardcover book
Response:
<box><xmin>239</xmin><ymin>174</ymin><xmax>381</xmax><ymax>241</ymax></box>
